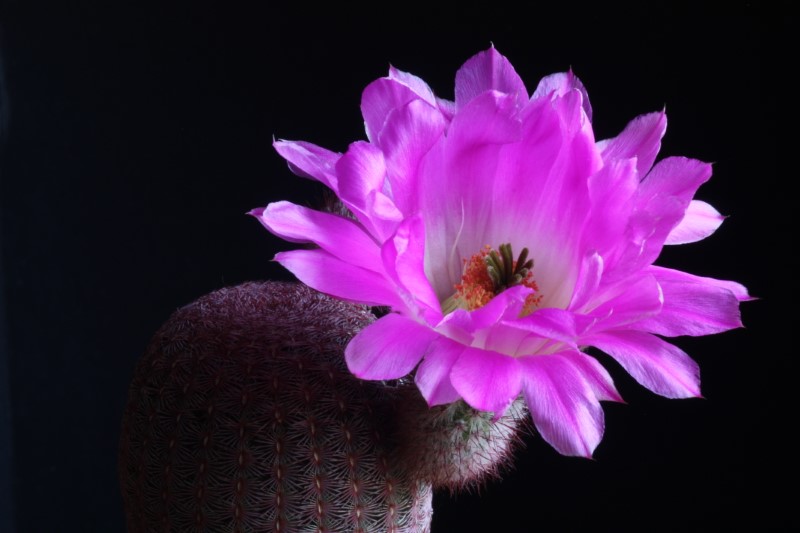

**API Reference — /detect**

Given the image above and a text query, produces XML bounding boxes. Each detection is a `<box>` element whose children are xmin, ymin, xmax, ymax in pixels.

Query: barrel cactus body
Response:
<box><xmin>119</xmin><ymin>281</ymin><xmax>526</xmax><ymax>532</ymax></box>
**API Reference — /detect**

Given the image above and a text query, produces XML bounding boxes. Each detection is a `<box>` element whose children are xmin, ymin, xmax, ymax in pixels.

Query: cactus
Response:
<box><xmin>119</xmin><ymin>281</ymin><xmax>527</xmax><ymax>532</ymax></box>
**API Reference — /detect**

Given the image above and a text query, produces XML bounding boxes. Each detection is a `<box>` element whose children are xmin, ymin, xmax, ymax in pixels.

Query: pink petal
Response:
<box><xmin>582</xmin><ymin>157</ymin><xmax>638</xmax><ymax>258</ymax></box>
<box><xmin>361</xmin><ymin>69</ymin><xmax>438</xmax><ymax>142</ymax></box>
<box><xmin>376</xmin><ymin>99</ymin><xmax>447</xmax><ymax>215</ymax></box>
<box><xmin>388</xmin><ymin>65</ymin><xmax>438</xmax><ymax>104</ymax></box>
<box><xmin>647</xmin><ymin>265</ymin><xmax>752</xmax><ymax>301</ymax></box>
<box><xmin>586</xmin><ymin>330</ymin><xmax>701</xmax><ymax>398</ymax></box>
<box><xmin>414</xmin><ymin>141</ymin><xmax>460</xmax><ymax>301</ymax></box>
<box><xmin>433</xmin><ymin>311</ymin><xmax>476</xmax><ymax>346</ymax></box>
<box><xmin>274</xmin><ymin>249</ymin><xmax>400</xmax><ymax>308</ymax></box>
<box><xmin>585</xmin><ymin>273</ymin><xmax>663</xmax><ymax>331</ymax></box>
<box><xmin>603</xmin><ymin>195</ymin><xmax>685</xmax><ymax>283</ymax></box>
<box><xmin>436</xmin><ymin>288</ymin><xmax>538</xmax><ymax>356</ymax></box>
<box><xmin>510</xmin><ymin>307</ymin><xmax>583</xmax><ymax>346</ymax></box>
<box><xmin>568</xmin><ymin>251</ymin><xmax>603</xmax><ymax>311</ymax></box>
<box><xmin>665</xmin><ymin>200</ymin><xmax>725</xmax><ymax>244</ymax></box>
<box><xmin>634</xmin><ymin>270</ymin><xmax>745</xmax><ymax>336</ymax></box>
<box><xmin>420</xmin><ymin>88</ymin><xmax>601</xmax><ymax>306</ymax></box>
<box><xmin>450</xmin><ymin>347</ymin><xmax>522</xmax><ymax>416</ymax></box>
<box><xmin>415</xmin><ymin>336</ymin><xmax>465</xmax><ymax>406</ymax></box>
<box><xmin>601</xmin><ymin>157</ymin><xmax>714</xmax><ymax>277</ymax></box>
<box><xmin>481</xmin><ymin>322</ymin><xmax>537</xmax><ymax>357</ymax></box>
<box><xmin>520</xmin><ymin>352</ymin><xmax>607</xmax><ymax>457</ymax></box>
<box><xmin>447</xmin><ymin>90</ymin><xmax>522</xmax><ymax>148</ymax></box>
<box><xmin>367</xmin><ymin>190</ymin><xmax>404</xmax><ymax>234</ymax></box>
<box><xmin>254</xmin><ymin>201</ymin><xmax>381</xmax><ymax>272</ymax></box>
<box><xmin>532</xmin><ymin>69</ymin><xmax>593</xmax><ymax>122</ymax></box>
<box><xmin>336</xmin><ymin>141</ymin><xmax>386</xmax><ymax>209</ymax></box>
<box><xmin>418</xmin><ymin>109</ymin><xmax>525</xmax><ymax>284</ymax></box>
<box><xmin>500</xmin><ymin>88</ymin><xmax>600</xmax><ymax>251</ymax></box>
<box><xmin>345</xmin><ymin>313</ymin><xmax>438</xmax><ymax>380</ymax></box>
<box><xmin>273</xmin><ymin>139</ymin><xmax>340</xmax><ymax>191</ymax></box>
<box><xmin>562</xmin><ymin>351</ymin><xmax>623</xmax><ymax>403</ymax></box>
<box><xmin>482</xmin><ymin>90</ymin><xmax>601</xmax><ymax>309</ymax></box>
<box><xmin>334</xmin><ymin>141</ymin><xmax>402</xmax><ymax>241</ymax></box>
<box><xmin>598</xmin><ymin>110</ymin><xmax>667</xmax><ymax>178</ymax></box>
<box><xmin>381</xmin><ymin>216</ymin><xmax>442</xmax><ymax>322</ymax></box>
<box><xmin>467</xmin><ymin>285</ymin><xmax>532</xmax><ymax>329</ymax></box>
<box><xmin>638</xmin><ymin>156</ymin><xmax>713</xmax><ymax>207</ymax></box>
<box><xmin>435</xmin><ymin>97</ymin><xmax>456</xmax><ymax>121</ymax></box>
<box><xmin>454</xmin><ymin>47</ymin><xmax>528</xmax><ymax>111</ymax></box>
<box><xmin>416</xmin><ymin>92</ymin><xmax>523</xmax><ymax>298</ymax></box>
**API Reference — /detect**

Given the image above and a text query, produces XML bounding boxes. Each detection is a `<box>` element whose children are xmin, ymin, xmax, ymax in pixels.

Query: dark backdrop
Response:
<box><xmin>0</xmin><ymin>2</ymin><xmax>792</xmax><ymax>531</ymax></box>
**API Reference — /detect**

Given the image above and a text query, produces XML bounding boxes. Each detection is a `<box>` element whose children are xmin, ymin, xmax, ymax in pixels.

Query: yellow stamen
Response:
<box><xmin>446</xmin><ymin>244</ymin><xmax>543</xmax><ymax>315</ymax></box>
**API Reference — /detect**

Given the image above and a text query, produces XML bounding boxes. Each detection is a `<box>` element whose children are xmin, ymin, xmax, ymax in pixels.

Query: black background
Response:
<box><xmin>0</xmin><ymin>2</ymin><xmax>793</xmax><ymax>531</ymax></box>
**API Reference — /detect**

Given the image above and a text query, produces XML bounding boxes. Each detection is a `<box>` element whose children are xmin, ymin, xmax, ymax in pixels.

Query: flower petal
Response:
<box><xmin>273</xmin><ymin>139</ymin><xmax>340</xmax><ymax>191</ymax></box>
<box><xmin>638</xmin><ymin>156</ymin><xmax>713</xmax><ymax>208</ymax></box>
<box><xmin>532</xmin><ymin>69</ymin><xmax>593</xmax><ymax>122</ymax></box>
<box><xmin>665</xmin><ymin>200</ymin><xmax>725</xmax><ymax>244</ymax></box>
<box><xmin>510</xmin><ymin>307</ymin><xmax>583</xmax><ymax>346</ymax></box>
<box><xmin>258</xmin><ymin>48</ymin><xmax>751</xmax><ymax>461</ymax></box>
<box><xmin>493</xmin><ymin>89</ymin><xmax>600</xmax><ymax>308</ymax></box>
<box><xmin>335</xmin><ymin>141</ymin><xmax>403</xmax><ymax>241</ymax></box>
<box><xmin>388</xmin><ymin>66</ymin><xmax>438</xmax><ymax>103</ymax></box>
<box><xmin>603</xmin><ymin>157</ymin><xmax>715</xmax><ymax>281</ymax></box>
<box><xmin>361</xmin><ymin>68</ymin><xmax>438</xmax><ymax>142</ymax></box>
<box><xmin>448</xmin><ymin>90</ymin><xmax>522</xmax><ymax>148</ymax></box>
<box><xmin>586</xmin><ymin>330</ymin><xmax>701</xmax><ymax>398</ymax></box>
<box><xmin>598</xmin><ymin>110</ymin><xmax>667</xmax><ymax>177</ymax></box>
<box><xmin>417</xmin><ymin>91</ymin><xmax>522</xmax><ymax>299</ymax></box>
<box><xmin>345</xmin><ymin>313</ymin><xmax>438</xmax><ymax>380</ymax></box>
<box><xmin>647</xmin><ymin>265</ymin><xmax>752</xmax><ymax>301</ymax></box>
<box><xmin>520</xmin><ymin>352</ymin><xmax>607</xmax><ymax>457</ymax></box>
<box><xmin>467</xmin><ymin>284</ymin><xmax>532</xmax><ymax>329</ymax></box>
<box><xmin>274</xmin><ymin>249</ymin><xmax>400</xmax><ymax>308</ymax></box>
<box><xmin>603</xmin><ymin>195</ymin><xmax>685</xmax><ymax>283</ymax></box>
<box><xmin>569</xmin><ymin>251</ymin><xmax>603</xmax><ymax>311</ymax></box>
<box><xmin>563</xmin><ymin>351</ymin><xmax>623</xmax><ymax>403</ymax></box>
<box><xmin>454</xmin><ymin>47</ymin><xmax>528</xmax><ymax>111</ymax></box>
<box><xmin>381</xmin><ymin>216</ymin><xmax>442</xmax><ymax>321</ymax></box>
<box><xmin>481</xmin><ymin>322</ymin><xmax>538</xmax><ymax>357</ymax></box>
<box><xmin>439</xmin><ymin>287</ymin><xmax>538</xmax><ymax>356</ymax></box>
<box><xmin>582</xmin><ymin>157</ymin><xmax>638</xmax><ymax>258</ymax></box>
<box><xmin>585</xmin><ymin>273</ymin><xmax>663</xmax><ymax>331</ymax></box>
<box><xmin>415</xmin><ymin>336</ymin><xmax>464</xmax><ymax>406</ymax></box>
<box><xmin>435</xmin><ymin>96</ymin><xmax>456</xmax><ymax>121</ymax></box>
<box><xmin>451</xmin><ymin>347</ymin><xmax>522</xmax><ymax>416</ymax></box>
<box><xmin>634</xmin><ymin>267</ymin><xmax>745</xmax><ymax>336</ymax></box>
<box><xmin>377</xmin><ymin>99</ymin><xmax>447</xmax><ymax>215</ymax></box>
<box><xmin>254</xmin><ymin>201</ymin><xmax>381</xmax><ymax>272</ymax></box>
<box><xmin>335</xmin><ymin>141</ymin><xmax>386</xmax><ymax>211</ymax></box>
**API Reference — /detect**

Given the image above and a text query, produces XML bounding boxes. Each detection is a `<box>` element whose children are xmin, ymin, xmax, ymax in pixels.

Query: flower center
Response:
<box><xmin>442</xmin><ymin>243</ymin><xmax>542</xmax><ymax>315</ymax></box>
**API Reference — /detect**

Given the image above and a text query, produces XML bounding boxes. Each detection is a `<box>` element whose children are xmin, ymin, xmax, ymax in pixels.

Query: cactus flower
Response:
<box><xmin>252</xmin><ymin>47</ymin><xmax>750</xmax><ymax>458</ymax></box>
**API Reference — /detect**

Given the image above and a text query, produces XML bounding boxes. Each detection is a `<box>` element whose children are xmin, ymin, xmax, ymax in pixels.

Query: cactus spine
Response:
<box><xmin>119</xmin><ymin>281</ymin><xmax>526</xmax><ymax>532</ymax></box>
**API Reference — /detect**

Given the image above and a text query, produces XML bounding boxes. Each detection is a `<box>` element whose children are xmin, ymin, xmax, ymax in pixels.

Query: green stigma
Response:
<box><xmin>484</xmin><ymin>243</ymin><xmax>534</xmax><ymax>294</ymax></box>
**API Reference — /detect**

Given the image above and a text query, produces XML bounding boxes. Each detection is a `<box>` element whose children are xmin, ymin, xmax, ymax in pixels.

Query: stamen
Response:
<box><xmin>447</xmin><ymin>243</ymin><xmax>543</xmax><ymax>314</ymax></box>
<box><xmin>500</xmin><ymin>243</ymin><xmax>514</xmax><ymax>288</ymax></box>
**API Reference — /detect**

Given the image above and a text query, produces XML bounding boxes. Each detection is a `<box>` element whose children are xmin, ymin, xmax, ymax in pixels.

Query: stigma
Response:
<box><xmin>441</xmin><ymin>243</ymin><xmax>542</xmax><ymax>315</ymax></box>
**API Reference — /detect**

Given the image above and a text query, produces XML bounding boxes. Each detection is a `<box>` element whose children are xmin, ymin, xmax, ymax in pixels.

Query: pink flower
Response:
<box><xmin>252</xmin><ymin>47</ymin><xmax>750</xmax><ymax>457</ymax></box>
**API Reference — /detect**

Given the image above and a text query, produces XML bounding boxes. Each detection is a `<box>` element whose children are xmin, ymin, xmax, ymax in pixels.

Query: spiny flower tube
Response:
<box><xmin>252</xmin><ymin>47</ymin><xmax>750</xmax><ymax>458</ymax></box>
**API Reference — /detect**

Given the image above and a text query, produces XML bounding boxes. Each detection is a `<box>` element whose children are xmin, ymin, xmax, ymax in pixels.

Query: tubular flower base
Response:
<box><xmin>252</xmin><ymin>47</ymin><xmax>750</xmax><ymax>458</ymax></box>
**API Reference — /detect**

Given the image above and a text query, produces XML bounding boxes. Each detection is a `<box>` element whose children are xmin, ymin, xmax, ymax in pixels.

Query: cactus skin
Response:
<box><xmin>119</xmin><ymin>281</ymin><xmax>526</xmax><ymax>532</ymax></box>
<box><xmin>395</xmin><ymin>394</ymin><xmax>527</xmax><ymax>494</ymax></box>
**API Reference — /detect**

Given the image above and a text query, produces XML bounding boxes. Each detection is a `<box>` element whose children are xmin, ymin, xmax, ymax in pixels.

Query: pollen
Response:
<box><xmin>453</xmin><ymin>246</ymin><xmax>496</xmax><ymax>310</ymax></box>
<box><xmin>449</xmin><ymin>243</ymin><xmax>542</xmax><ymax>314</ymax></box>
